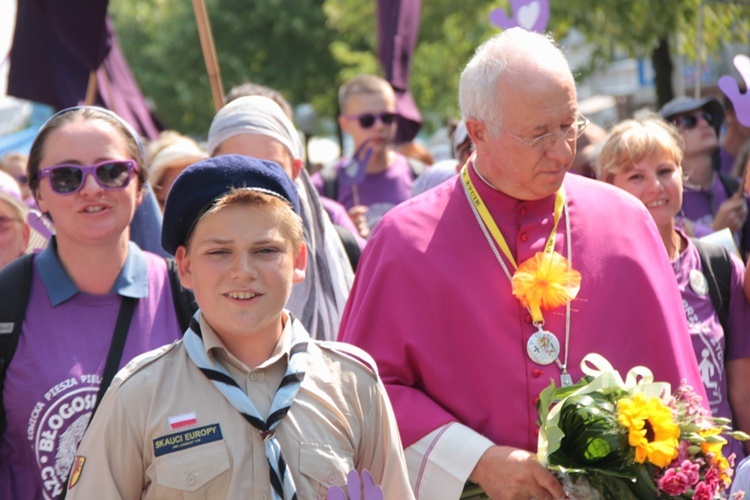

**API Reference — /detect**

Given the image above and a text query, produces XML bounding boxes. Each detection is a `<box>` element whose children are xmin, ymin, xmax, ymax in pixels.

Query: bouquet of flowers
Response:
<box><xmin>537</xmin><ymin>354</ymin><xmax>749</xmax><ymax>499</ymax></box>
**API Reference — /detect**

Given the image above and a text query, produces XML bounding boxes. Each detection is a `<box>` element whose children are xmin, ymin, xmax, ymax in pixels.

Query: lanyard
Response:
<box><xmin>461</xmin><ymin>163</ymin><xmax>580</xmax><ymax>383</ymax></box>
<box><xmin>461</xmin><ymin>167</ymin><xmax>565</xmax><ymax>270</ymax></box>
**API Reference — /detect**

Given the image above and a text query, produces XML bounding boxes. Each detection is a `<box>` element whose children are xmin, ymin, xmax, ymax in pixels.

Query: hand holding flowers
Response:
<box><xmin>537</xmin><ymin>354</ymin><xmax>749</xmax><ymax>499</ymax></box>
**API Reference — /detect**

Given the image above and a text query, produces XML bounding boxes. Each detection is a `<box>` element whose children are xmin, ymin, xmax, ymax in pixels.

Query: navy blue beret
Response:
<box><xmin>161</xmin><ymin>154</ymin><xmax>300</xmax><ymax>254</ymax></box>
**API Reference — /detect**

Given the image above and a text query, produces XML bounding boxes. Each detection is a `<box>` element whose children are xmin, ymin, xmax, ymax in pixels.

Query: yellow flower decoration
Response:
<box><xmin>700</xmin><ymin>427</ymin><xmax>730</xmax><ymax>476</ymax></box>
<box><xmin>511</xmin><ymin>252</ymin><xmax>581</xmax><ymax>319</ymax></box>
<box><xmin>617</xmin><ymin>393</ymin><xmax>680</xmax><ymax>468</ymax></box>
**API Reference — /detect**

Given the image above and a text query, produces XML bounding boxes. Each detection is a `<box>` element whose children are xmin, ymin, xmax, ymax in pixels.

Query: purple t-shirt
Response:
<box><xmin>312</xmin><ymin>152</ymin><xmax>414</xmax><ymax>230</ymax></box>
<box><xmin>674</xmin><ymin>234</ymin><xmax>750</xmax><ymax>461</ymax></box>
<box><xmin>0</xmin><ymin>241</ymin><xmax>182</xmax><ymax>499</ymax></box>
<box><xmin>681</xmin><ymin>174</ymin><xmax>750</xmax><ymax>254</ymax></box>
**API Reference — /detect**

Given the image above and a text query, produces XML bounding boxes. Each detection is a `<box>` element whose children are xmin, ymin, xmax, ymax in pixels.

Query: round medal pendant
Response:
<box><xmin>689</xmin><ymin>269</ymin><xmax>709</xmax><ymax>296</ymax></box>
<box><xmin>527</xmin><ymin>329</ymin><xmax>560</xmax><ymax>365</ymax></box>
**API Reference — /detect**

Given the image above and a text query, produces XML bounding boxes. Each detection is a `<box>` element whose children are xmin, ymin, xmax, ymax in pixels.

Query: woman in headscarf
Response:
<box><xmin>208</xmin><ymin>96</ymin><xmax>355</xmax><ymax>341</ymax></box>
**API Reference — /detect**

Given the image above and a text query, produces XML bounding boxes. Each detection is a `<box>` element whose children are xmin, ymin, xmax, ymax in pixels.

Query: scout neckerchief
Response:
<box><xmin>183</xmin><ymin>314</ymin><xmax>308</xmax><ymax>500</ymax></box>
<box><xmin>461</xmin><ymin>162</ymin><xmax>581</xmax><ymax>386</ymax></box>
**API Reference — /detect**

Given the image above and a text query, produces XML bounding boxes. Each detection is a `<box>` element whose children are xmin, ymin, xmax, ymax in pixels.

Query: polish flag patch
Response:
<box><xmin>168</xmin><ymin>412</ymin><xmax>198</xmax><ymax>429</ymax></box>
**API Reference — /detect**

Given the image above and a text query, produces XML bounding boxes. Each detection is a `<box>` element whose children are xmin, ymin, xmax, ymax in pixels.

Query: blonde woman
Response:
<box><xmin>599</xmin><ymin>113</ymin><xmax>750</xmax><ymax>461</ymax></box>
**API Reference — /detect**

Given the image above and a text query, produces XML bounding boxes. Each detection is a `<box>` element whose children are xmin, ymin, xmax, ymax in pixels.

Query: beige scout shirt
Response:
<box><xmin>66</xmin><ymin>312</ymin><xmax>414</xmax><ymax>499</ymax></box>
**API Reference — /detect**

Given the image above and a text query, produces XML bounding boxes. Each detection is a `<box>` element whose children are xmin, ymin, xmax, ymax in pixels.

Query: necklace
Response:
<box><xmin>462</xmin><ymin>162</ymin><xmax>577</xmax><ymax>387</ymax></box>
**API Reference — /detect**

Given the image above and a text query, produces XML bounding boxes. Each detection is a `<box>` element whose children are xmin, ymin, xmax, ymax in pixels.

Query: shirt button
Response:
<box><xmin>259</xmin><ymin>494</ymin><xmax>268</xmax><ymax>500</ymax></box>
<box><xmin>534</xmin><ymin>427</ymin><xmax>540</xmax><ymax>437</ymax></box>
<box><xmin>249</xmin><ymin>373</ymin><xmax>258</xmax><ymax>382</ymax></box>
<box><xmin>520</xmin><ymin>206</ymin><xmax>527</xmax><ymax>216</ymax></box>
<box><xmin>533</xmin><ymin>396</ymin><xmax>540</xmax><ymax>405</ymax></box>
<box><xmin>328</xmin><ymin>474</ymin><xmax>337</xmax><ymax>484</ymax></box>
<box><xmin>186</xmin><ymin>474</ymin><xmax>196</xmax><ymax>486</ymax></box>
<box><xmin>520</xmin><ymin>233</ymin><xmax>529</xmax><ymax>242</ymax></box>
<box><xmin>524</xmin><ymin>314</ymin><xmax>532</xmax><ymax>324</ymax></box>
<box><xmin>532</xmin><ymin>368</ymin><xmax>542</xmax><ymax>378</ymax></box>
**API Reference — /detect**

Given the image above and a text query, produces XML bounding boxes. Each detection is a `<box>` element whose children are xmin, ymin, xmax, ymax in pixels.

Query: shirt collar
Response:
<box><xmin>200</xmin><ymin>311</ymin><xmax>293</xmax><ymax>372</ymax></box>
<box><xmin>37</xmin><ymin>237</ymin><xmax>150</xmax><ymax>306</ymax></box>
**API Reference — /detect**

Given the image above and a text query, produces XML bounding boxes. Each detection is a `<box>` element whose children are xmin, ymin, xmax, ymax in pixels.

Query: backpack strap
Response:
<box><xmin>0</xmin><ymin>253</ymin><xmax>36</xmax><ymax>434</ymax></box>
<box><xmin>692</xmin><ymin>239</ymin><xmax>732</xmax><ymax>334</ymax></box>
<box><xmin>166</xmin><ymin>258</ymin><xmax>198</xmax><ymax>333</ymax></box>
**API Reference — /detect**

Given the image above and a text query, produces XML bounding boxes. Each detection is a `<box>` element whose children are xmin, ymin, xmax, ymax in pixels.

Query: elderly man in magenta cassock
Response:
<box><xmin>338</xmin><ymin>28</ymin><xmax>707</xmax><ymax>500</ymax></box>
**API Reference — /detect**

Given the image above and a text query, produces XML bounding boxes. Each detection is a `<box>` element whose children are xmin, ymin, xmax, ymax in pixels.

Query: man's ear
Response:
<box><xmin>465</xmin><ymin>118</ymin><xmax>489</xmax><ymax>148</ymax></box>
<box><xmin>175</xmin><ymin>246</ymin><xmax>194</xmax><ymax>290</ymax></box>
<box><xmin>291</xmin><ymin>158</ymin><xmax>304</xmax><ymax>181</ymax></box>
<box><xmin>292</xmin><ymin>242</ymin><xmax>307</xmax><ymax>284</ymax></box>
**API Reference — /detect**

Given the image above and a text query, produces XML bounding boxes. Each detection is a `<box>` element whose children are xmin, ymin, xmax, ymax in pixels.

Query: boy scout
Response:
<box><xmin>66</xmin><ymin>155</ymin><xmax>413</xmax><ymax>499</ymax></box>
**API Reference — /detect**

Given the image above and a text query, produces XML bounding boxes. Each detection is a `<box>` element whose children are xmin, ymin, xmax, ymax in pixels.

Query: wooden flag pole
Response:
<box><xmin>84</xmin><ymin>71</ymin><xmax>98</xmax><ymax>105</ymax></box>
<box><xmin>192</xmin><ymin>0</ymin><xmax>225</xmax><ymax>111</ymax></box>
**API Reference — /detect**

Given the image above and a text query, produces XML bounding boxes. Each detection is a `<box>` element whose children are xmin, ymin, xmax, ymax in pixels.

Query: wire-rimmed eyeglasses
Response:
<box><xmin>490</xmin><ymin>114</ymin><xmax>590</xmax><ymax>151</ymax></box>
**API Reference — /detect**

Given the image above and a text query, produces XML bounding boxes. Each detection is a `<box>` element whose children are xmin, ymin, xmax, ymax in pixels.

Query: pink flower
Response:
<box><xmin>657</xmin><ymin>468</ymin><xmax>691</xmax><ymax>495</ymax></box>
<box><xmin>680</xmin><ymin>460</ymin><xmax>701</xmax><ymax>485</ymax></box>
<box><xmin>692</xmin><ymin>480</ymin><xmax>718</xmax><ymax>500</ymax></box>
<box><xmin>704</xmin><ymin>464</ymin><xmax>720</xmax><ymax>486</ymax></box>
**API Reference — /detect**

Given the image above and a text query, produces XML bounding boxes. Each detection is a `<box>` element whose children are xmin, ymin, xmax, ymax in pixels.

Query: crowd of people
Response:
<box><xmin>0</xmin><ymin>26</ymin><xmax>749</xmax><ymax>499</ymax></box>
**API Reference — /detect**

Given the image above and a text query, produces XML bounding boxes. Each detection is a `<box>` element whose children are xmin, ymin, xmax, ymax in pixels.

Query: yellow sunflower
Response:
<box><xmin>617</xmin><ymin>392</ymin><xmax>680</xmax><ymax>468</ymax></box>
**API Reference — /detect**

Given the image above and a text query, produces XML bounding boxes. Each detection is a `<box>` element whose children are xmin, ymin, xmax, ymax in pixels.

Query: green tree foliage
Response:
<box><xmin>549</xmin><ymin>0</ymin><xmax>749</xmax><ymax>105</ymax></box>
<box><xmin>324</xmin><ymin>0</ymin><xmax>498</xmax><ymax>132</ymax></box>
<box><xmin>111</xmin><ymin>0</ymin><xmax>749</xmax><ymax>136</ymax></box>
<box><xmin>111</xmin><ymin>0</ymin><xmax>341</xmax><ymax>135</ymax></box>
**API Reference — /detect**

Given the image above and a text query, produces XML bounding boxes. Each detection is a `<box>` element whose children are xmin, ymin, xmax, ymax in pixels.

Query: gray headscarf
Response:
<box><xmin>207</xmin><ymin>96</ymin><xmax>354</xmax><ymax>341</ymax></box>
<box><xmin>207</xmin><ymin>96</ymin><xmax>303</xmax><ymax>158</ymax></box>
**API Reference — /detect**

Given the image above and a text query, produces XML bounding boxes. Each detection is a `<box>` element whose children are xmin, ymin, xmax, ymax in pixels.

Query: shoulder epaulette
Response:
<box><xmin>316</xmin><ymin>340</ymin><xmax>379</xmax><ymax>377</ymax></box>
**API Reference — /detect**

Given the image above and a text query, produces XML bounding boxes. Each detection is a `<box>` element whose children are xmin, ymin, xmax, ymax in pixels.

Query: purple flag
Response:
<box><xmin>7</xmin><ymin>0</ymin><xmax>161</xmax><ymax>139</ymax></box>
<box><xmin>377</xmin><ymin>0</ymin><xmax>422</xmax><ymax>144</ymax></box>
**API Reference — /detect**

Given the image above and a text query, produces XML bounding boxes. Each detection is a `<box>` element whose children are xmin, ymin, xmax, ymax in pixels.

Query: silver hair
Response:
<box><xmin>458</xmin><ymin>28</ymin><xmax>573</xmax><ymax>130</ymax></box>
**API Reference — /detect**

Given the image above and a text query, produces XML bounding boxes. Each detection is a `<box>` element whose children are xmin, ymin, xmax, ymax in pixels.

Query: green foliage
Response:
<box><xmin>110</xmin><ymin>0</ymin><xmax>750</xmax><ymax>137</ymax></box>
<box><xmin>111</xmin><ymin>0</ymin><xmax>341</xmax><ymax>135</ymax></box>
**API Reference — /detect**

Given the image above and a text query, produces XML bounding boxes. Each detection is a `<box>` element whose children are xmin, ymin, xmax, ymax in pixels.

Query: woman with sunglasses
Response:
<box><xmin>660</xmin><ymin>96</ymin><xmax>750</xmax><ymax>260</ymax></box>
<box><xmin>599</xmin><ymin>113</ymin><xmax>750</xmax><ymax>464</ymax></box>
<box><xmin>0</xmin><ymin>107</ymin><xmax>187</xmax><ymax>500</ymax></box>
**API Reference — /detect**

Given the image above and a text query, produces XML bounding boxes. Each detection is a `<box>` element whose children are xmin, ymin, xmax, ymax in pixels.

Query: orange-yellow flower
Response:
<box><xmin>617</xmin><ymin>392</ymin><xmax>680</xmax><ymax>468</ymax></box>
<box><xmin>700</xmin><ymin>427</ymin><xmax>729</xmax><ymax>476</ymax></box>
<box><xmin>511</xmin><ymin>252</ymin><xmax>581</xmax><ymax>318</ymax></box>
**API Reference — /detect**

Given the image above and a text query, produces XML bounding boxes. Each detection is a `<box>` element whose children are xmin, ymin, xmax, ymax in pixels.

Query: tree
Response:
<box><xmin>549</xmin><ymin>0</ymin><xmax>750</xmax><ymax>107</ymax></box>
<box><xmin>110</xmin><ymin>0</ymin><xmax>342</xmax><ymax>135</ymax></box>
<box><xmin>111</xmin><ymin>0</ymin><xmax>750</xmax><ymax>136</ymax></box>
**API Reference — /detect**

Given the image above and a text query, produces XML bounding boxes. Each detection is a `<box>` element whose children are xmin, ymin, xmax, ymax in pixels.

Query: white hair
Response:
<box><xmin>458</xmin><ymin>28</ymin><xmax>573</xmax><ymax>127</ymax></box>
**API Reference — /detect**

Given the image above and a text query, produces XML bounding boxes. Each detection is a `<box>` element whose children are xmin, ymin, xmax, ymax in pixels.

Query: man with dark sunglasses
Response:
<box><xmin>660</xmin><ymin>96</ymin><xmax>750</xmax><ymax>259</ymax></box>
<box><xmin>312</xmin><ymin>74</ymin><xmax>422</xmax><ymax>238</ymax></box>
